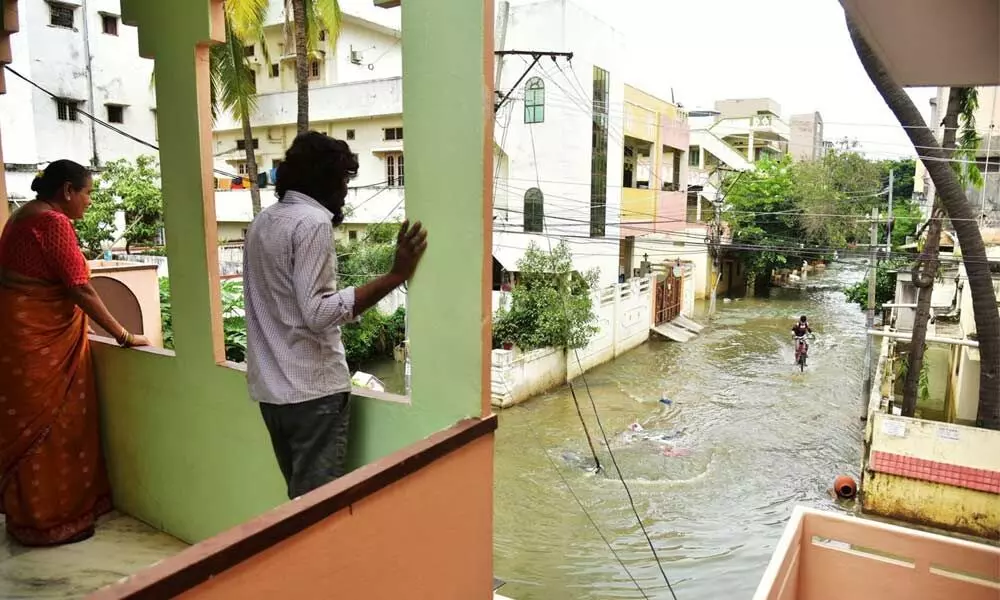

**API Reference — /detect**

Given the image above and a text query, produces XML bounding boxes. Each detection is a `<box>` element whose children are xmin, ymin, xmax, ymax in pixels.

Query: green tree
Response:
<box><xmin>211</xmin><ymin>0</ymin><xmax>269</xmax><ymax>217</ymax></box>
<box><xmin>843</xmin><ymin>259</ymin><xmax>907</xmax><ymax>312</ymax></box>
<box><xmin>723</xmin><ymin>155</ymin><xmax>802</xmax><ymax>294</ymax></box>
<box><xmin>288</xmin><ymin>0</ymin><xmax>342</xmax><ymax>133</ymax></box>
<box><xmin>847</xmin><ymin>18</ymin><xmax>999</xmax><ymax>429</ymax></box>
<box><xmin>492</xmin><ymin>241</ymin><xmax>599</xmax><ymax>350</ymax></box>
<box><xmin>793</xmin><ymin>149</ymin><xmax>883</xmax><ymax>248</ymax></box>
<box><xmin>76</xmin><ymin>156</ymin><xmax>163</xmax><ymax>257</ymax></box>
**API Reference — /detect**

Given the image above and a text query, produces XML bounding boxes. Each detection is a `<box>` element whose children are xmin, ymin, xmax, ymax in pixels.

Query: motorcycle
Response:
<box><xmin>794</xmin><ymin>335</ymin><xmax>810</xmax><ymax>371</ymax></box>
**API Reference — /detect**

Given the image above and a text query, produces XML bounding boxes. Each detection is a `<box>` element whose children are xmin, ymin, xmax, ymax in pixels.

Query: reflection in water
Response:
<box><xmin>493</xmin><ymin>264</ymin><xmax>866</xmax><ymax>599</ymax></box>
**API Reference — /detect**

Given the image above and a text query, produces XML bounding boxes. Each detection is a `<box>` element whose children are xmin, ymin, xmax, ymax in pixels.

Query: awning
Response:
<box><xmin>371</xmin><ymin>144</ymin><xmax>404</xmax><ymax>154</ymax></box>
<box><xmin>492</xmin><ymin>246</ymin><xmax>525</xmax><ymax>272</ymax></box>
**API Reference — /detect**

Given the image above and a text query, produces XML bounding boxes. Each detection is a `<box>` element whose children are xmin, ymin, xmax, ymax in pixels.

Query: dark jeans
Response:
<box><xmin>259</xmin><ymin>393</ymin><xmax>352</xmax><ymax>499</ymax></box>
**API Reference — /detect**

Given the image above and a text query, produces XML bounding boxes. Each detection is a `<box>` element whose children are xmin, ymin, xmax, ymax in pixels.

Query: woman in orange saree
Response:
<box><xmin>0</xmin><ymin>160</ymin><xmax>148</xmax><ymax>546</ymax></box>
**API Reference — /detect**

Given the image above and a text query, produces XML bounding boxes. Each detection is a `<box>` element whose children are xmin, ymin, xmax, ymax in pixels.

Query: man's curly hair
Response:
<box><xmin>276</xmin><ymin>131</ymin><xmax>359</xmax><ymax>225</ymax></box>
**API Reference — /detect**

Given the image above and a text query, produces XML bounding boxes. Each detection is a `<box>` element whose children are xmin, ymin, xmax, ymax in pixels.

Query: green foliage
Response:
<box><xmin>954</xmin><ymin>88</ymin><xmax>983</xmax><ymax>190</ymax></box>
<box><xmin>335</xmin><ymin>223</ymin><xmax>400</xmax><ymax>288</ymax></box>
<box><xmin>75</xmin><ymin>156</ymin><xmax>163</xmax><ymax>258</ymax></box>
<box><xmin>220</xmin><ymin>280</ymin><xmax>248</xmax><ymax>363</ymax></box>
<box><xmin>843</xmin><ymin>259</ymin><xmax>907</xmax><ymax>312</ymax></box>
<box><xmin>492</xmin><ymin>241</ymin><xmax>599</xmax><ymax>350</ymax></box>
<box><xmin>341</xmin><ymin>307</ymin><xmax>406</xmax><ymax>368</ymax></box>
<box><xmin>723</xmin><ymin>155</ymin><xmax>799</xmax><ymax>275</ymax></box>
<box><xmin>723</xmin><ymin>152</ymin><xmax>925</xmax><ymax>286</ymax></box>
<box><xmin>159</xmin><ymin>278</ymin><xmax>173</xmax><ymax>349</ymax></box>
<box><xmin>158</xmin><ymin>278</ymin><xmax>247</xmax><ymax>363</ymax></box>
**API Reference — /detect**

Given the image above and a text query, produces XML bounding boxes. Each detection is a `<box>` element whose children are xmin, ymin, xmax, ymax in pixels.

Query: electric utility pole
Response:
<box><xmin>886</xmin><ymin>169</ymin><xmax>894</xmax><ymax>259</ymax></box>
<box><xmin>861</xmin><ymin>206</ymin><xmax>879</xmax><ymax>416</ymax></box>
<box><xmin>708</xmin><ymin>194</ymin><xmax>722</xmax><ymax>317</ymax></box>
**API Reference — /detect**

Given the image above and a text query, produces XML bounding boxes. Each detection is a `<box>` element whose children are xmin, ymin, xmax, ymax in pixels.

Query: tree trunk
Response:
<box><xmin>241</xmin><ymin>110</ymin><xmax>262</xmax><ymax>217</ymax></box>
<box><xmin>901</xmin><ymin>87</ymin><xmax>962</xmax><ymax>416</ymax></box>
<box><xmin>903</xmin><ymin>205</ymin><xmax>944</xmax><ymax>416</ymax></box>
<box><xmin>292</xmin><ymin>0</ymin><xmax>309</xmax><ymax>134</ymax></box>
<box><xmin>847</xmin><ymin>17</ymin><xmax>1000</xmax><ymax>429</ymax></box>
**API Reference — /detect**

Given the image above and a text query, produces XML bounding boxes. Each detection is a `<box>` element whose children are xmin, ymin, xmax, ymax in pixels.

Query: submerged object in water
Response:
<box><xmin>660</xmin><ymin>394</ymin><xmax>672</xmax><ymax>405</ymax></box>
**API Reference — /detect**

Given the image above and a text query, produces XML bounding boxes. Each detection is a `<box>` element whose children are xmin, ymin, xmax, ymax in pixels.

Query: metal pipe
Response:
<box><xmin>867</xmin><ymin>329</ymin><xmax>979</xmax><ymax>348</ymax></box>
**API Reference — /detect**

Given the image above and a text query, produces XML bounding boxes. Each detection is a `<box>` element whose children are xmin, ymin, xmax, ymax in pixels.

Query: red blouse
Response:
<box><xmin>0</xmin><ymin>211</ymin><xmax>90</xmax><ymax>287</ymax></box>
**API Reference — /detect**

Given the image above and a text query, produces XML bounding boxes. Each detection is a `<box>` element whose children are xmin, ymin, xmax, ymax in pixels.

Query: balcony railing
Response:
<box><xmin>754</xmin><ymin>506</ymin><xmax>1000</xmax><ymax>600</ymax></box>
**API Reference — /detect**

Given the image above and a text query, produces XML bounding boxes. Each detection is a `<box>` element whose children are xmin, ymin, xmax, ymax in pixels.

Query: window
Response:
<box><xmin>310</xmin><ymin>60</ymin><xmax>321</xmax><ymax>79</ymax></box>
<box><xmin>524</xmin><ymin>77</ymin><xmax>545</xmax><ymax>124</ymax></box>
<box><xmin>101</xmin><ymin>14</ymin><xmax>118</xmax><ymax>36</ymax></box>
<box><xmin>348</xmin><ymin>230</ymin><xmax>358</xmax><ymax>241</ymax></box>
<box><xmin>386</xmin><ymin>153</ymin><xmax>404</xmax><ymax>187</ymax></box>
<box><xmin>269</xmin><ymin>63</ymin><xmax>280</xmax><ymax>78</ymax></box>
<box><xmin>236</xmin><ymin>138</ymin><xmax>260</xmax><ymax>151</ymax></box>
<box><xmin>689</xmin><ymin>145</ymin><xmax>700</xmax><ymax>166</ymax></box>
<box><xmin>237</xmin><ymin>161</ymin><xmax>248</xmax><ymax>176</ymax></box>
<box><xmin>49</xmin><ymin>3</ymin><xmax>74</xmax><ymax>28</ymax></box>
<box><xmin>244</xmin><ymin>45</ymin><xmax>255</xmax><ymax>57</ymax></box>
<box><xmin>55</xmin><ymin>98</ymin><xmax>79</xmax><ymax>121</ymax></box>
<box><xmin>383</xmin><ymin>127</ymin><xmax>403</xmax><ymax>141</ymax></box>
<box><xmin>346</xmin><ymin>129</ymin><xmax>356</xmax><ymax>140</ymax></box>
<box><xmin>272</xmin><ymin>158</ymin><xmax>283</xmax><ymax>169</ymax></box>
<box><xmin>523</xmin><ymin>188</ymin><xmax>544</xmax><ymax>233</ymax></box>
<box><xmin>247</xmin><ymin>69</ymin><xmax>257</xmax><ymax>92</ymax></box>
<box><xmin>106</xmin><ymin>104</ymin><xmax>124</xmax><ymax>124</ymax></box>
<box><xmin>590</xmin><ymin>66</ymin><xmax>610</xmax><ymax>237</ymax></box>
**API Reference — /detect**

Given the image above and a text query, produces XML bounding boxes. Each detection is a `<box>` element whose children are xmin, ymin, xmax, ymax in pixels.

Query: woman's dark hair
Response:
<box><xmin>31</xmin><ymin>159</ymin><xmax>90</xmax><ymax>200</ymax></box>
<box><xmin>800</xmin><ymin>315</ymin><xmax>808</xmax><ymax>323</ymax></box>
<box><xmin>276</xmin><ymin>131</ymin><xmax>359</xmax><ymax>225</ymax></box>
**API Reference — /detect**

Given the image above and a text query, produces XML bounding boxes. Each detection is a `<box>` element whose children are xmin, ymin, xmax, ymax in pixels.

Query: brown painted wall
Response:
<box><xmin>176</xmin><ymin>435</ymin><xmax>495</xmax><ymax>600</ymax></box>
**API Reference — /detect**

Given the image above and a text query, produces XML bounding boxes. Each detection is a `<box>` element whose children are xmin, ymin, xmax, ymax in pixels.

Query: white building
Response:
<box><xmin>491</xmin><ymin>0</ymin><xmax>626</xmax><ymax>288</ymax></box>
<box><xmin>0</xmin><ymin>0</ymin><xmax>157</xmax><ymax>203</ymax></box>
<box><xmin>211</xmin><ymin>1</ymin><xmax>404</xmax><ymax>243</ymax></box>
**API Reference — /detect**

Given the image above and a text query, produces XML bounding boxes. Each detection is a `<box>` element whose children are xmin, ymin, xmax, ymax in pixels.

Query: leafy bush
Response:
<box><xmin>492</xmin><ymin>241</ymin><xmax>599</xmax><ymax>350</ymax></box>
<box><xmin>843</xmin><ymin>259</ymin><xmax>907</xmax><ymax>311</ymax></box>
<box><xmin>341</xmin><ymin>307</ymin><xmax>406</xmax><ymax>368</ymax></box>
<box><xmin>158</xmin><ymin>277</ymin><xmax>403</xmax><ymax>366</ymax></box>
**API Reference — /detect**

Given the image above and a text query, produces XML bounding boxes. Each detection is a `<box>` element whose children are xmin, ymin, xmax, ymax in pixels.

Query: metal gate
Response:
<box><xmin>654</xmin><ymin>272</ymin><xmax>682</xmax><ymax>325</ymax></box>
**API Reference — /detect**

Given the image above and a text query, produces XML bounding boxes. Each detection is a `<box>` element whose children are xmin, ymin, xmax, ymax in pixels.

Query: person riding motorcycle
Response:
<box><xmin>792</xmin><ymin>315</ymin><xmax>812</xmax><ymax>356</ymax></box>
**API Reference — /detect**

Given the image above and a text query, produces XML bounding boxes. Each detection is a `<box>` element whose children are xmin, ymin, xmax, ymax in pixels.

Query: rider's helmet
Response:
<box><xmin>800</xmin><ymin>315</ymin><xmax>808</xmax><ymax>324</ymax></box>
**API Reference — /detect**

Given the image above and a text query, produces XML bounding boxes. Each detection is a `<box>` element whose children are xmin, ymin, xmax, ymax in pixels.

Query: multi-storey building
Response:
<box><xmin>0</xmin><ymin>0</ymin><xmax>156</xmax><ymax>203</ymax></box>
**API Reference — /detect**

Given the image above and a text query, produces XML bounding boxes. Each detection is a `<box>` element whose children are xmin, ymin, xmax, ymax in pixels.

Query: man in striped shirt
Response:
<box><xmin>244</xmin><ymin>132</ymin><xmax>427</xmax><ymax>499</ymax></box>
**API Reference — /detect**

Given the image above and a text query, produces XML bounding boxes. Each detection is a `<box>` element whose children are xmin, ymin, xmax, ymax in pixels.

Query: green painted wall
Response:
<box><xmin>94</xmin><ymin>0</ymin><xmax>491</xmax><ymax>544</ymax></box>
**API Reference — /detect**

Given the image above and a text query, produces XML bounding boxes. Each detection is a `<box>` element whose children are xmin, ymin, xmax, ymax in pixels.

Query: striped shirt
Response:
<box><xmin>243</xmin><ymin>191</ymin><xmax>356</xmax><ymax>405</ymax></box>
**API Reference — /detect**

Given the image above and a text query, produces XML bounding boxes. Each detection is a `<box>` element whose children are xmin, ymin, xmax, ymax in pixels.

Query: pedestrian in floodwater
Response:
<box><xmin>243</xmin><ymin>132</ymin><xmax>428</xmax><ymax>499</ymax></box>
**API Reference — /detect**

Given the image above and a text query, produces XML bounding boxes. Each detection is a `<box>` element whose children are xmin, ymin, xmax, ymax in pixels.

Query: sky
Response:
<box><xmin>548</xmin><ymin>0</ymin><xmax>937</xmax><ymax>160</ymax></box>
<box><xmin>351</xmin><ymin>0</ymin><xmax>936</xmax><ymax>160</ymax></box>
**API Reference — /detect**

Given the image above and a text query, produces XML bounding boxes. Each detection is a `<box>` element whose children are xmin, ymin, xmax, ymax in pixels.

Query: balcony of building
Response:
<box><xmin>753</xmin><ymin>506</ymin><xmax>1000</xmax><ymax>600</ymax></box>
<box><xmin>0</xmin><ymin>0</ymin><xmax>498</xmax><ymax>598</ymax></box>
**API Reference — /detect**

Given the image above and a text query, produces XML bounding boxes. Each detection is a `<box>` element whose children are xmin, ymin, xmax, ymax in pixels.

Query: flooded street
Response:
<box><xmin>492</xmin><ymin>264</ymin><xmax>867</xmax><ymax>599</ymax></box>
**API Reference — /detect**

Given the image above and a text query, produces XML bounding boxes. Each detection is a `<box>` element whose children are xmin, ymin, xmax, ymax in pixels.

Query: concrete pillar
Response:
<box><xmin>747</xmin><ymin>130</ymin><xmax>755</xmax><ymax>162</ymax></box>
<box><xmin>402</xmin><ymin>0</ymin><xmax>495</xmax><ymax>421</ymax></box>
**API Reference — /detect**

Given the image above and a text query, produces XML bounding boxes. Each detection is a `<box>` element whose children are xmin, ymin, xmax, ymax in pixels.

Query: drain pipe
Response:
<box><xmin>80</xmin><ymin>0</ymin><xmax>100</xmax><ymax>167</ymax></box>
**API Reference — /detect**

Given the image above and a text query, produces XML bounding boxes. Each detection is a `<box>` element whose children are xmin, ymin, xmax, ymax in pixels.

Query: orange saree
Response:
<box><xmin>0</xmin><ymin>277</ymin><xmax>111</xmax><ymax>545</ymax></box>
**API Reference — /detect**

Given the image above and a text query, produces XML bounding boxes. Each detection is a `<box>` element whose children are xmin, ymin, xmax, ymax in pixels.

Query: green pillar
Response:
<box><xmin>403</xmin><ymin>0</ymin><xmax>495</xmax><ymax>425</ymax></box>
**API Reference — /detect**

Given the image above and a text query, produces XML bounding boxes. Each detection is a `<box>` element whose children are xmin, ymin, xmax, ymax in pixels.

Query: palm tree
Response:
<box><xmin>847</xmin><ymin>17</ymin><xmax>1000</xmax><ymax>429</ymax></box>
<box><xmin>287</xmin><ymin>0</ymin><xmax>342</xmax><ymax>133</ymax></box>
<box><xmin>211</xmin><ymin>0</ymin><xmax>269</xmax><ymax>216</ymax></box>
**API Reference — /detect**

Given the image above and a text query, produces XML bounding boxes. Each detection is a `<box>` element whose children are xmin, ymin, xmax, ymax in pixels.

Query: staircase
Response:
<box><xmin>691</xmin><ymin>129</ymin><xmax>753</xmax><ymax>172</ymax></box>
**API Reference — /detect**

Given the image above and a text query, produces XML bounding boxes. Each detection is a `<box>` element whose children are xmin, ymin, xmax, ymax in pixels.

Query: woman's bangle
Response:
<box><xmin>117</xmin><ymin>329</ymin><xmax>132</xmax><ymax>347</ymax></box>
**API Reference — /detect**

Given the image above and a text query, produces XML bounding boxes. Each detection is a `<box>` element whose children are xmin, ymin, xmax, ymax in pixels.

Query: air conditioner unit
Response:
<box><xmin>350</xmin><ymin>49</ymin><xmax>362</xmax><ymax>65</ymax></box>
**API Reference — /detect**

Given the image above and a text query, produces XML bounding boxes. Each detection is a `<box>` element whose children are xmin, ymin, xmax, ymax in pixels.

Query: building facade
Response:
<box><xmin>789</xmin><ymin>111</ymin><xmax>825</xmax><ymax>162</ymax></box>
<box><xmin>0</xmin><ymin>0</ymin><xmax>156</xmax><ymax>202</ymax></box>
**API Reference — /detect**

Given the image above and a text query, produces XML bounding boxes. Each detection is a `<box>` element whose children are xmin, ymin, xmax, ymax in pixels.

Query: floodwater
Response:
<box><xmin>491</xmin><ymin>263</ymin><xmax>867</xmax><ymax>599</ymax></box>
<box><xmin>362</xmin><ymin>264</ymin><xmax>867</xmax><ymax>599</ymax></box>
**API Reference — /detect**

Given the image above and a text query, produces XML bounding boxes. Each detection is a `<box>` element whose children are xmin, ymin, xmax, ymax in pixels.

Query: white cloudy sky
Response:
<box><xmin>352</xmin><ymin>0</ymin><xmax>936</xmax><ymax>159</ymax></box>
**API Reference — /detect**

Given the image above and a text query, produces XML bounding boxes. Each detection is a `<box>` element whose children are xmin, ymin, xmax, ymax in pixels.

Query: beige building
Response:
<box><xmin>789</xmin><ymin>112</ymin><xmax>825</xmax><ymax>162</ymax></box>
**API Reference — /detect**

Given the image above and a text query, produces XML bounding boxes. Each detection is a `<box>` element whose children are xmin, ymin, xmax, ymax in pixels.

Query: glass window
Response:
<box><xmin>524</xmin><ymin>77</ymin><xmax>545</xmax><ymax>124</ymax></box>
<box><xmin>523</xmin><ymin>188</ymin><xmax>544</xmax><ymax>233</ymax></box>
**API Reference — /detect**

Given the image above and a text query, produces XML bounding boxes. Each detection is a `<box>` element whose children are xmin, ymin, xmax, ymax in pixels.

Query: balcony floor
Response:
<box><xmin>1</xmin><ymin>512</ymin><xmax>188</xmax><ymax>599</ymax></box>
